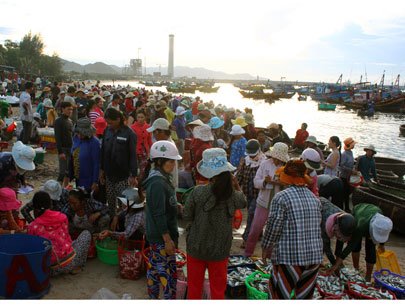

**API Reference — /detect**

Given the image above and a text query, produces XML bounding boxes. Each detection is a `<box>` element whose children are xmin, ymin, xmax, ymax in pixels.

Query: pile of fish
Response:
<box><xmin>350</xmin><ymin>283</ymin><xmax>395</xmax><ymax>299</ymax></box>
<box><xmin>228</xmin><ymin>256</ymin><xmax>254</xmax><ymax>266</ymax></box>
<box><xmin>312</xmin><ymin>288</ymin><xmax>322</xmax><ymax>300</ymax></box>
<box><xmin>247</xmin><ymin>272</ymin><xmax>270</xmax><ymax>295</ymax></box>
<box><xmin>227</xmin><ymin>266</ymin><xmax>255</xmax><ymax>287</ymax></box>
<box><xmin>340</xmin><ymin>267</ymin><xmax>366</xmax><ymax>284</ymax></box>
<box><xmin>316</xmin><ymin>274</ymin><xmax>345</xmax><ymax>296</ymax></box>
<box><xmin>374</xmin><ymin>272</ymin><xmax>405</xmax><ymax>291</ymax></box>
<box><xmin>254</xmin><ymin>259</ymin><xmax>273</xmax><ymax>274</ymax></box>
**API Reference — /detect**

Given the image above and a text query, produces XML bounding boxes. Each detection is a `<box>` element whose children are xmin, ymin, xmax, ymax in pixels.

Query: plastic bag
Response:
<box><xmin>91</xmin><ymin>288</ymin><xmax>119</xmax><ymax>299</ymax></box>
<box><xmin>233</xmin><ymin>209</ymin><xmax>243</xmax><ymax>229</ymax></box>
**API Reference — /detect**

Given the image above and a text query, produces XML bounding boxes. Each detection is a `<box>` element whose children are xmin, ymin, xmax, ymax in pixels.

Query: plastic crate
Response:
<box><xmin>376</xmin><ymin>250</ymin><xmax>401</xmax><ymax>274</ymax></box>
<box><xmin>245</xmin><ymin>271</ymin><xmax>270</xmax><ymax>299</ymax></box>
<box><xmin>40</xmin><ymin>135</ymin><xmax>56</xmax><ymax>143</ymax></box>
<box><xmin>373</xmin><ymin>269</ymin><xmax>405</xmax><ymax>299</ymax></box>
<box><xmin>226</xmin><ymin>264</ymin><xmax>257</xmax><ymax>299</ymax></box>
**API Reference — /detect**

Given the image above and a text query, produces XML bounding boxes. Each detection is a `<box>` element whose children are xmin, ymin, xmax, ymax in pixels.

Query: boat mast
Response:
<box><xmin>394</xmin><ymin>74</ymin><xmax>400</xmax><ymax>88</ymax></box>
<box><xmin>336</xmin><ymin>74</ymin><xmax>343</xmax><ymax>85</ymax></box>
<box><xmin>379</xmin><ymin>70</ymin><xmax>385</xmax><ymax>89</ymax></box>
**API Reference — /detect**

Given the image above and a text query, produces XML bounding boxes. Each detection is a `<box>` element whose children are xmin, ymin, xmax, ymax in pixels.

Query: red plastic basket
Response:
<box><xmin>347</xmin><ymin>282</ymin><xmax>397</xmax><ymax>300</ymax></box>
<box><xmin>118</xmin><ymin>238</ymin><xmax>145</xmax><ymax>280</ymax></box>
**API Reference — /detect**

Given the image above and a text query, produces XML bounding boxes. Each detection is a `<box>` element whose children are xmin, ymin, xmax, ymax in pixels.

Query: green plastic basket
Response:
<box><xmin>34</xmin><ymin>151</ymin><xmax>45</xmax><ymax>164</ymax></box>
<box><xmin>245</xmin><ymin>271</ymin><xmax>271</xmax><ymax>299</ymax></box>
<box><xmin>96</xmin><ymin>238</ymin><xmax>119</xmax><ymax>265</ymax></box>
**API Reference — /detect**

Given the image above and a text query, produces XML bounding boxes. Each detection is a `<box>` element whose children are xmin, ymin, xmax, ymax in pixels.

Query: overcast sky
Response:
<box><xmin>1</xmin><ymin>0</ymin><xmax>405</xmax><ymax>83</ymax></box>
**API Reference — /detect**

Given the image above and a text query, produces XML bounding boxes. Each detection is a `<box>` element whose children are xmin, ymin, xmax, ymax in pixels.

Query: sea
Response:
<box><xmin>102</xmin><ymin>81</ymin><xmax>405</xmax><ymax>160</ymax></box>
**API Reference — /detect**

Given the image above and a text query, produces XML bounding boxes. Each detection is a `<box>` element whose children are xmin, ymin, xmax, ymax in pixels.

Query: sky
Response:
<box><xmin>1</xmin><ymin>0</ymin><xmax>405</xmax><ymax>83</ymax></box>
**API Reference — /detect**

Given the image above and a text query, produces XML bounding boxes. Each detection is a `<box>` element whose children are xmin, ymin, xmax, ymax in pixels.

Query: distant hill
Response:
<box><xmin>61</xmin><ymin>59</ymin><xmax>255</xmax><ymax>80</ymax></box>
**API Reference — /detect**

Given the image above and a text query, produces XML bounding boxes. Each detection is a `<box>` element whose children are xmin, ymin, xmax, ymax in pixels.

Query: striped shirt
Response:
<box><xmin>88</xmin><ymin>111</ymin><xmax>101</xmax><ymax>126</ymax></box>
<box><xmin>262</xmin><ymin>186</ymin><xmax>323</xmax><ymax>266</ymax></box>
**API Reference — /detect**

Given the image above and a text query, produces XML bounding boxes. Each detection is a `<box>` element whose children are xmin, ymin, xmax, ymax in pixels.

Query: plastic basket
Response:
<box><xmin>0</xmin><ymin>141</ymin><xmax>9</xmax><ymax>151</ymax></box>
<box><xmin>40</xmin><ymin>135</ymin><xmax>56</xmax><ymax>143</ymax></box>
<box><xmin>376</xmin><ymin>250</ymin><xmax>401</xmax><ymax>274</ymax></box>
<box><xmin>118</xmin><ymin>238</ymin><xmax>145</xmax><ymax>280</ymax></box>
<box><xmin>226</xmin><ymin>264</ymin><xmax>257</xmax><ymax>299</ymax></box>
<box><xmin>373</xmin><ymin>269</ymin><xmax>405</xmax><ymax>299</ymax></box>
<box><xmin>34</xmin><ymin>151</ymin><xmax>45</xmax><ymax>164</ymax></box>
<box><xmin>96</xmin><ymin>237</ymin><xmax>119</xmax><ymax>265</ymax></box>
<box><xmin>346</xmin><ymin>281</ymin><xmax>397</xmax><ymax>300</ymax></box>
<box><xmin>245</xmin><ymin>271</ymin><xmax>270</xmax><ymax>299</ymax></box>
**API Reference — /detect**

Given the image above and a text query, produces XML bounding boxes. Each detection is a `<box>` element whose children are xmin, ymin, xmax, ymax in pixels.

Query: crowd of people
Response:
<box><xmin>0</xmin><ymin>80</ymin><xmax>394</xmax><ymax>299</ymax></box>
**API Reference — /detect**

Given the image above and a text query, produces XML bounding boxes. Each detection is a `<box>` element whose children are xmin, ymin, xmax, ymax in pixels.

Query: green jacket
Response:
<box><xmin>339</xmin><ymin>203</ymin><xmax>381</xmax><ymax>260</ymax></box>
<box><xmin>184</xmin><ymin>184</ymin><xmax>247</xmax><ymax>261</ymax></box>
<box><xmin>143</xmin><ymin>169</ymin><xmax>179</xmax><ymax>244</ymax></box>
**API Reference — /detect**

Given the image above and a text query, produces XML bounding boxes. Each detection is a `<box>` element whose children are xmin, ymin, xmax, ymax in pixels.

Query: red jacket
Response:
<box><xmin>131</xmin><ymin>121</ymin><xmax>152</xmax><ymax>155</ymax></box>
<box><xmin>293</xmin><ymin>129</ymin><xmax>309</xmax><ymax>147</ymax></box>
<box><xmin>28</xmin><ymin>210</ymin><xmax>74</xmax><ymax>265</ymax></box>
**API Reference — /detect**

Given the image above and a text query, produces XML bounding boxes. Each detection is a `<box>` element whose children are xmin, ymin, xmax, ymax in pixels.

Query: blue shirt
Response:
<box><xmin>338</xmin><ymin>150</ymin><xmax>354</xmax><ymax>179</ymax></box>
<box><xmin>356</xmin><ymin>155</ymin><xmax>377</xmax><ymax>181</ymax></box>
<box><xmin>230</xmin><ymin>137</ymin><xmax>247</xmax><ymax>167</ymax></box>
<box><xmin>173</xmin><ymin>117</ymin><xmax>186</xmax><ymax>140</ymax></box>
<box><xmin>71</xmin><ymin>135</ymin><xmax>101</xmax><ymax>191</ymax></box>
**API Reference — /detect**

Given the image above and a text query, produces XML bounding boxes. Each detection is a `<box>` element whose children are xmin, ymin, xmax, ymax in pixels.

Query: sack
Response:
<box><xmin>118</xmin><ymin>238</ymin><xmax>145</xmax><ymax>280</ymax></box>
<box><xmin>233</xmin><ymin>209</ymin><xmax>243</xmax><ymax>229</ymax></box>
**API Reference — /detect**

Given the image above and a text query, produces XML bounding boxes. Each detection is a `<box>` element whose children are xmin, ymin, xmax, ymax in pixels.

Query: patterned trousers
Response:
<box><xmin>146</xmin><ymin>242</ymin><xmax>177</xmax><ymax>299</ymax></box>
<box><xmin>51</xmin><ymin>230</ymin><xmax>91</xmax><ymax>276</ymax></box>
<box><xmin>270</xmin><ymin>264</ymin><xmax>320</xmax><ymax>299</ymax></box>
<box><xmin>106</xmin><ymin>177</ymin><xmax>129</xmax><ymax>217</ymax></box>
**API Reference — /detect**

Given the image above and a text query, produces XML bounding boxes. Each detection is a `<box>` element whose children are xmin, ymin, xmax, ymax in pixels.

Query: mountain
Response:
<box><xmin>61</xmin><ymin>59</ymin><xmax>255</xmax><ymax>79</ymax></box>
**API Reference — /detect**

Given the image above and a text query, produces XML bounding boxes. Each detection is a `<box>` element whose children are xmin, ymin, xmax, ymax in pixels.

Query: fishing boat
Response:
<box><xmin>239</xmin><ymin>90</ymin><xmax>275</xmax><ymax>100</ymax></box>
<box><xmin>352</xmin><ymin>187</ymin><xmax>405</xmax><ymax>235</ymax></box>
<box><xmin>376</xmin><ymin>169</ymin><xmax>399</xmax><ymax>181</ymax></box>
<box><xmin>357</xmin><ymin>109</ymin><xmax>374</xmax><ymax>117</ymax></box>
<box><xmin>166</xmin><ymin>86</ymin><xmax>196</xmax><ymax>94</ymax></box>
<box><xmin>298</xmin><ymin>95</ymin><xmax>307</xmax><ymax>101</ymax></box>
<box><xmin>400</xmin><ymin>124</ymin><xmax>405</xmax><ymax>136</ymax></box>
<box><xmin>374</xmin><ymin>157</ymin><xmax>405</xmax><ymax>178</ymax></box>
<box><xmin>197</xmin><ymin>86</ymin><xmax>220</xmax><ymax>93</ymax></box>
<box><xmin>318</xmin><ymin>103</ymin><xmax>336</xmax><ymax>111</ymax></box>
<box><xmin>345</xmin><ymin>95</ymin><xmax>405</xmax><ymax>113</ymax></box>
<box><xmin>368</xmin><ymin>180</ymin><xmax>405</xmax><ymax>204</ymax></box>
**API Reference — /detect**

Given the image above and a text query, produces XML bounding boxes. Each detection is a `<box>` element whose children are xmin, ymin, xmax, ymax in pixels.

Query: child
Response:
<box><xmin>28</xmin><ymin>190</ymin><xmax>91</xmax><ymax>276</ymax></box>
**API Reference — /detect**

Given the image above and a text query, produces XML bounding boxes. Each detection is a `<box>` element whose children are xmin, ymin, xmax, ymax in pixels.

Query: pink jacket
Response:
<box><xmin>28</xmin><ymin>210</ymin><xmax>74</xmax><ymax>264</ymax></box>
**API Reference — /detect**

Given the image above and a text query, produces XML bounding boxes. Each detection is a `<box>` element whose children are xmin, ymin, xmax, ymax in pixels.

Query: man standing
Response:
<box><xmin>19</xmin><ymin>81</ymin><xmax>34</xmax><ymax>144</ymax></box>
<box><xmin>64</xmin><ymin>86</ymin><xmax>77</xmax><ymax>124</ymax></box>
<box><xmin>54</xmin><ymin>102</ymin><xmax>74</xmax><ymax>187</ymax></box>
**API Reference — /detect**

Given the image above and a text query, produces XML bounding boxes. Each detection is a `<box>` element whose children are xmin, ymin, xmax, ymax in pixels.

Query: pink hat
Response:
<box><xmin>0</xmin><ymin>188</ymin><xmax>22</xmax><ymax>211</ymax></box>
<box><xmin>94</xmin><ymin>117</ymin><xmax>107</xmax><ymax>136</ymax></box>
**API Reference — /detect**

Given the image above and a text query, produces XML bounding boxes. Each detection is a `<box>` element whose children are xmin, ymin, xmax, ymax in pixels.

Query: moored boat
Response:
<box><xmin>376</xmin><ymin>169</ymin><xmax>399</xmax><ymax>181</ymax></box>
<box><xmin>298</xmin><ymin>95</ymin><xmax>307</xmax><ymax>101</ymax></box>
<box><xmin>352</xmin><ymin>187</ymin><xmax>405</xmax><ymax>235</ymax></box>
<box><xmin>239</xmin><ymin>90</ymin><xmax>275</xmax><ymax>100</ymax></box>
<box><xmin>318</xmin><ymin>103</ymin><xmax>336</xmax><ymax>111</ymax></box>
<box><xmin>166</xmin><ymin>86</ymin><xmax>196</xmax><ymax>94</ymax></box>
<box><xmin>197</xmin><ymin>86</ymin><xmax>220</xmax><ymax>93</ymax></box>
<box><xmin>400</xmin><ymin>124</ymin><xmax>405</xmax><ymax>136</ymax></box>
<box><xmin>374</xmin><ymin>157</ymin><xmax>405</xmax><ymax>178</ymax></box>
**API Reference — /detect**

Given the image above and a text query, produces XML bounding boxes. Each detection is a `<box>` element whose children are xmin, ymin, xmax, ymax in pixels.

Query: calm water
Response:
<box><xmin>103</xmin><ymin>81</ymin><xmax>405</xmax><ymax>160</ymax></box>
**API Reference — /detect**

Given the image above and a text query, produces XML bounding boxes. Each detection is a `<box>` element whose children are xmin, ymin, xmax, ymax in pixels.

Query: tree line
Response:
<box><xmin>0</xmin><ymin>32</ymin><xmax>63</xmax><ymax>80</ymax></box>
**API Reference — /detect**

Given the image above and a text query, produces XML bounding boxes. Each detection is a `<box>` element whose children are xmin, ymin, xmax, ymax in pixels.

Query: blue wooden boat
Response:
<box><xmin>318</xmin><ymin>103</ymin><xmax>336</xmax><ymax>111</ymax></box>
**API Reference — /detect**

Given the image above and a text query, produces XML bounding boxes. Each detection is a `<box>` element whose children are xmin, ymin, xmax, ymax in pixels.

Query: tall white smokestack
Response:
<box><xmin>168</xmin><ymin>34</ymin><xmax>174</xmax><ymax>78</ymax></box>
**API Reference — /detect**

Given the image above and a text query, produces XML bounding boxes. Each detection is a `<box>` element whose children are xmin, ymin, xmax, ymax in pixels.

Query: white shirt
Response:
<box><xmin>254</xmin><ymin>158</ymin><xmax>282</xmax><ymax>209</ymax></box>
<box><xmin>19</xmin><ymin>91</ymin><xmax>33</xmax><ymax>122</ymax></box>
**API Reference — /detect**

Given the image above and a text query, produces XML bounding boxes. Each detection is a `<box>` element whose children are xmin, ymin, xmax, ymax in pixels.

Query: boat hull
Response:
<box><xmin>318</xmin><ymin>103</ymin><xmax>336</xmax><ymax>111</ymax></box>
<box><xmin>374</xmin><ymin>157</ymin><xmax>405</xmax><ymax>178</ymax></box>
<box><xmin>352</xmin><ymin>188</ymin><xmax>405</xmax><ymax>235</ymax></box>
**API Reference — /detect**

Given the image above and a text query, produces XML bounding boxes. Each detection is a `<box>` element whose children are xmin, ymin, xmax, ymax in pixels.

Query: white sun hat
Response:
<box><xmin>229</xmin><ymin>124</ymin><xmax>245</xmax><ymax>136</ymax></box>
<box><xmin>150</xmin><ymin>140</ymin><xmax>182</xmax><ymax>160</ymax></box>
<box><xmin>301</xmin><ymin>148</ymin><xmax>323</xmax><ymax>171</ymax></box>
<box><xmin>369</xmin><ymin>213</ymin><xmax>393</xmax><ymax>244</ymax></box>
<box><xmin>42</xmin><ymin>180</ymin><xmax>62</xmax><ymax>201</ymax></box>
<box><xmin>197</xmin><ymin>148</ymin><xmax>236</xmax><ymax>179</ymax></box>
<box><xmin>11</xmin><ymin>141</ymin><xmax>36</xmax><ymax>171</ymax></box>
<box><xmin>147</xmin><ymin>118</ymin><xmax>170</xmax><ymax>132</ymax></box>
<box><xmin>117</xmin><ymin>188</ymin><xmax>145</xmax><ymax>209</ymax></box>
<box><xmin>265</xmin><ymin>142</ymin><xmax>289</xmax><ymax>163</ymax></box>
<box><xmin>175</xmin><ymin>106</ymin><xmax>186</xmax><ymax>116</ymax></box>
<box><xmin>192</xmin><ymin>124</ymin><xmax>214</xmax><ymax>142</ymax></box>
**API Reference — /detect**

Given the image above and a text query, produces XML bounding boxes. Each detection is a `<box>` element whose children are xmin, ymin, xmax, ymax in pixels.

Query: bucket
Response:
<box><xmin>0</xmin><ymin>234</ymin><xmax>52</xmax><ymax>299</ymax></box>
<box><xmin>96</xmin><ymin>238</ymin><xmax>119</xmax><ymax>265</ymax></box>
